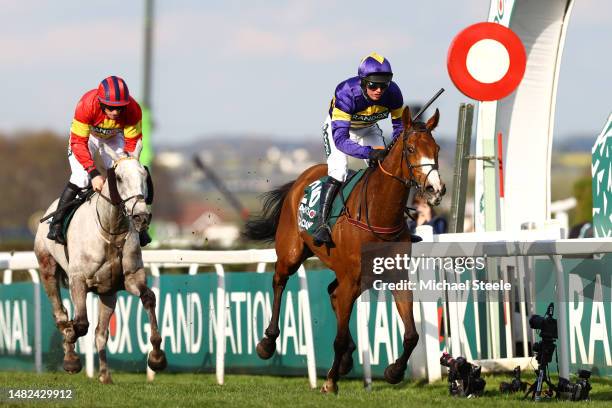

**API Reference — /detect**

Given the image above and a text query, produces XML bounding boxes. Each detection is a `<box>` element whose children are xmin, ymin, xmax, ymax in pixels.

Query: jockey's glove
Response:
<box><xmin>368</xmin><ymin>148</ymin><xmax>387</xmax><ymax>162</ymax></box>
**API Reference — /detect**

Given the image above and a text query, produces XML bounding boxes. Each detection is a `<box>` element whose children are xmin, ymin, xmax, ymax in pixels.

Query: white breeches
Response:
<box><xmin>68</xmin><ymin>134</ymin><xmax>125</xmax><ymax>188</ymax></box>
<box><xmin>322</xmin><ymin>115</ymin><xmax>385</xmax><ymax>182</ymax></box>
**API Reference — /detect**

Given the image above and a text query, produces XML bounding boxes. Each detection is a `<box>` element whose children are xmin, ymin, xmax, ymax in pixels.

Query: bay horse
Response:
<box><xmin>244</xmin><ymin>106</ymin><xmax>445</xmax><ymax>393</ymax></box>
<box><xmin>34</xmin><ymin>143</ymin><xmax>167</xmax><ymax>383</ymax></box>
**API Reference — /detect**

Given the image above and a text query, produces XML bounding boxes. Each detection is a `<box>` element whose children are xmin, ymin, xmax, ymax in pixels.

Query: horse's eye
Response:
<box><xmin>408</xmin><ymin>145</ymin><xmax>415</xmax><ymax>153</ymax></box>
<box><xmin>116</xmin><ymin>176</ymin><xmax>122</xmax><ymax>183</ymax></box>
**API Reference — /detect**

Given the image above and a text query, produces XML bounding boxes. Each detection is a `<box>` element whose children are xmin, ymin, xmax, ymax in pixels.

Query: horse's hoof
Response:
<box><xmin>147</xmin><ymin>350</ymin><xmax>167</xmax><ymax>372</ymax></box>
<box><xmin>73</xmin><ymin>321</ymin><xmax>89</xmax><ymax>338</ymax></box>
<box><xmin>256</xmin><ymin>337</ymin><xmax>276</xmax><ymax>360</ymax></box>
<box><xmin>63</xmin><ymin>357</ymin><xmax>82</xmax><ymax>374</ymax></box>
<box><xmin>320</xmin><ymin>379</ymin><xmax>338</xmax><ymax>394</ymax></box>
<box><xmin>339</xmin><ymin>354</ymin><xmax>354</xmax><ymax>376</ymax></box>
<box><xmin>384</xmin><ymin>362</ymin><xmax>406</xmax><ymax>384</ymax></box>
<box><xmin>98</xmin><ymin>372</ymin><xmax>113</xmax><ymax>384</ymax></box>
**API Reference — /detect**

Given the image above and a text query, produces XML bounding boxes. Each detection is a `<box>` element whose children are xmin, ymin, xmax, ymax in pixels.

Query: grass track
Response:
<box><xmin>0</xmin><ymin>371</ymin><xmax>610</xmax><ymax>407</ymax></box>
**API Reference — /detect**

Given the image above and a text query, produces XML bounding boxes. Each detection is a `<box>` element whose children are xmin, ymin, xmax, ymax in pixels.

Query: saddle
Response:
<box><xmin>61</xmin><ymin>190</ymin><xmax>93</xmax><ymax>239</ymax></box>
<box><xmin>298</xmin><ymin>169</ymin><xmax>366</xmax><ymax>236</ymax></box>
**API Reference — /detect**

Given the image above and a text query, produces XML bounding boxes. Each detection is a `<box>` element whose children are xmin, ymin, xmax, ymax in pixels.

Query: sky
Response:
<box><xmin>0</xmin><ymin>0</ymin><xmax>610</xmax><ymax>146</ymax></box>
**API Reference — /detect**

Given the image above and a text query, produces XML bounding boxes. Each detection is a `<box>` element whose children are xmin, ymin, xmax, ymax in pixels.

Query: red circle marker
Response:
<box><xmin>447</xmin><ymin>22</ymin><xmax>526</xmax><ymax>101</ymax></box>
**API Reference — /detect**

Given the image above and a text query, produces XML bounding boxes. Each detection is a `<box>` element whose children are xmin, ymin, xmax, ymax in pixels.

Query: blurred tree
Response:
<box><xmin>0</xmin><ymin>131</ymin><xmax>180</xmax><ymax>236</ymax></box>
<box><xmin>571</xmin><ymin>173</ymin><xmax>592</xmax><ymax>225</ymax></box>
<box><xmin>0</xmin><ymin>131</ymin><xmax>68</xmax><ymax>229</ymax></box>
<box><xmin>150</xmin><ymin>160</ymin><xmax>180</xmax><ymax>221</ymax></box>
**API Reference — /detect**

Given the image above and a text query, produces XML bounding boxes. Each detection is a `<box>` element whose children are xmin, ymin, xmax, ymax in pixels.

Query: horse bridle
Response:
<box><xmin>97</xmin><ymin>157</ymin><xmax>148</xmax><ymax>236</ymax></box>
<box><xmin>359</xmin><ymin>128</ymin><xmax>439</xmax><ymax>241</ymax></box>
<box><xmin>378</xmin><ymin>128</ymin><xmax>439</xmax><ymax>192</ymax></box>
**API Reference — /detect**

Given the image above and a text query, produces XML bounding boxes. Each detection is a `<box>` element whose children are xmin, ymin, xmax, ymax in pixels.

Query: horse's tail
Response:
<box><xmin>243</xmin><ymin>180</ymin><xmax>295</xmax><ymax>242</ymax></box>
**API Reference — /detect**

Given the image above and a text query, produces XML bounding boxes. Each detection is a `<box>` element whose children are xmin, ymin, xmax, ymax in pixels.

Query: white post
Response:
<box><xmin>486</xmin><ymin>257</ymin><xmax>500</xmax><ymax>359</ymax></box>
<box><xmin>188</xmin><ymin>263</ymin><xmax>198</xmax><ymax>276</ymax></box>
<box><xmin>147</xmin><ymin>264</ymin><xmax>161</xmax><ymax>382</ymax></box>
<box><xmin>3</xmin><ymin>269</ymin><xmax>13</xmax><ymax>284</ymax></box>
<box><xmin>215</xmin><ymin>263</ymin><xmax>226</xmax><ymax>385</ymax></box>
<box><xmin>85</xmin><ymin>292</ymin><xmax>95</xmax><ymax>378</ymax></box>
<box><xmin>445</xmin><ymin>268</ymin><xmax>462</xmax><ymax>357</ymax></box>
<box><xmin>297</xmin><ymin>265</ymin><xmax>317</xmax><ymax>389</ymax></box>
<box><xmin>501</xmin><ymin>260</ymin><xmax>513</xmax><ymax>358</ymax></box>
<box><xmin>549</xmin><ymin>255</ymin><xmax>569</xmax><ymax>380</ymax></box>
<box><xmin>414</xmin><ymin>225</ymin><xmax>442</xmax><ymax>382</ymax></box>
<box><xmin>356</xmin><ymin>291</ymin><xmax>372</xmax><ymax>391</ymax></box>
<box><xmin>28</xmin><ymin>269</ymin><xmax>42</xmax><ymax>374</ymax></box>
<box><xmin>517</xmin><ymin>255</ymin><xmax>529</xmax><ymax>357</ymax></box>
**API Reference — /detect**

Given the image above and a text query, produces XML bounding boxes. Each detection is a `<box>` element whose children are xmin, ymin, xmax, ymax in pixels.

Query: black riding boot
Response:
<box><xmin>47</xmin><ymin>182</ymin><xmax>80</xmax><ymax>245</ymax></box>
<box><xmin>312</xmin><ymin>178</ymin><xmax>342</xmax><ymax>247</ymax></box>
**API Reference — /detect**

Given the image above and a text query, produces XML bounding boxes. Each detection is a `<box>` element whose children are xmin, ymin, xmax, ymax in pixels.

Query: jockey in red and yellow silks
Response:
<box><xmin>46</xmin><ymin>76</ymin><xmax>151</xmax><ymax>247</ymax></box>
<box><xmin>69</xmin><ymin>89</ymin><xmax>143</xmax><ymax>178</ymax></box>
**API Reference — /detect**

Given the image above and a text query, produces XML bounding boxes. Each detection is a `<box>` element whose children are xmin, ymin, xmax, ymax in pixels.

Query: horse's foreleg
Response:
<box><xmin>67</xmin><ymin>277</ymin><xmax>89</xmax><ymax>341</ymax></box>
<box><xmin>38</xmin><ymin>253</ymin><xmax>70</xmax><ymax>330</ymax></box>
<box><xmin>124</xmin><ymin>268</ymin><xmax>167</xmax><ymax>372</ymax></box>
<box><xmin>384</xmin><ymin>289</ymin><xmax>419</xmax><ymax>384</ymax></box>
<box><xmin>328</xmin><ymin>279</ymin><xmax>356</xmax><ymax>375</ymax></box>
<box><xmin>322</xmin><ymin>281</ymin><xmax>359</xmax><ymax>394</ymax></box>
<box><xmin>96</xmin><ymin>294</ymin><xmax>117</xmax><ymax>384</ymax></box>
<box><xmin>59</xmin><ymin>277</ymin><xmax>88</xmax><ymax>374</ymax></box>
<box><xmin>256</xmin><ymin>259</ymin><xmax>301</xmax><ymax>359</ymax></box>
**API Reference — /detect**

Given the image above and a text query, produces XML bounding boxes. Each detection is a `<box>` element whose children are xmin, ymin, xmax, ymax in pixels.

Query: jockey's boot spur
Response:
<box><xmin>47</xmin><ymin>182</ymin><xmax>80</xmax><ymax>245</ymax></box>
<box><xmin>139</xmin><ymin>230</ymin><xmax>152</xmax><ymax>247</ymax></box>
<box><xmin>312</xmin><ymin>177</ymin><xmax>342</xmax><ymax>247</ymax></box>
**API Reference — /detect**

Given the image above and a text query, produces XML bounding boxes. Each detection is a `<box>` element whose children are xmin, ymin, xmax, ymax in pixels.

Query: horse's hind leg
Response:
<box><xmin>256</xmin><ymin>241</ymin><xmax>308</xmax><ymax>359</ymax></box>
<box><xmin>124</xmin><ymin>268</ymin><xmax>167</xmax><ymax>372</ymax></box>
<box><xmin>96</xmin><ymin>294</ymin><xmax>117</xmax><ymax>384</ymax></box>
<box><xmin>384</xmin><ymin>289</ymin><xmax>419</xmax><ymax>384</ymax></box>
<box><xmin>36</xmin><ymin>251</ymin><xmax>80</xmax><ymax>373</ymax></box>
<box><xmin>328</xmin><ymin>279</ymin><xmax>356</xmax><ymax>375</ymax></box>
<box><xmin>37</xmin><ymin>252</ymin><xmax>70</xmax><ymax>332</ymax></box>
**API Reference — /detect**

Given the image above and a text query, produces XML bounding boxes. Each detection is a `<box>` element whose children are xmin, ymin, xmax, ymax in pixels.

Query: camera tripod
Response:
<box><xmin>525</xmin><ymin>366</ymin><xmax>556</xmax><ymax>401</ymax></box>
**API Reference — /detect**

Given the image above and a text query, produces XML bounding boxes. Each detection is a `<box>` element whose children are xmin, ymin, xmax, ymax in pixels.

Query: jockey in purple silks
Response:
<box><xmin>312</xmin><ymin>52</ymin><xmax>405</xmax><ymax>246</ymax></box>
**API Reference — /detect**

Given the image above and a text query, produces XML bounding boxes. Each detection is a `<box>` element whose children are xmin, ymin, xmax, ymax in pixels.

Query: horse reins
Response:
<box><xmin>96</xmin><ymin>157</ymin><xmax>147</xmax><ymax>238</ymax></box>
<box><xmin>356</xmin><ymin>128</ymin><xmax>439</xmax><ymax>241</ymax></box>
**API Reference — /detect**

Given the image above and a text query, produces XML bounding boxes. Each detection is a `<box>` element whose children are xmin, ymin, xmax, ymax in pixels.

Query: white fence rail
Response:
<box><xmin>1</xmin><ymin>229</ymin><xmax>611</xmax><ymax>385</ymax></box>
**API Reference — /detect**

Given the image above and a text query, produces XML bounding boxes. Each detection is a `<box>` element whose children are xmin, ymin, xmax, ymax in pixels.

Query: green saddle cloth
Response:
<box><xmin>61</xmin><ymin>206</ymin><xmax>80</xmax><ymax>239</ymax></box>
<box><xmin>298</xmin><ymin>169</ymin><xmax>367</xmax><ymax>235</ymax></box>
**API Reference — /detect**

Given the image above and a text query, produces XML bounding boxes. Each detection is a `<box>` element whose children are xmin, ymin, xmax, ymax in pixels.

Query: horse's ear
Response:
<box><xmin>101</xmin><ymin>143</ymin><xmax>120</xmax><ymax>163</ymax></box>
<box><xmin>129</xmin><ymin>139</ymin><xmax>143</xmax><ymax>160</ymax></box>
<box><xmin>426</xmin><ymin>108</ymin><xmax>440</xmax><ymax>131</ymax></box>
<box><xmin>402</xmin><ymin>105</ymin><xmax>412</xmax><ymax>129</ymax></box>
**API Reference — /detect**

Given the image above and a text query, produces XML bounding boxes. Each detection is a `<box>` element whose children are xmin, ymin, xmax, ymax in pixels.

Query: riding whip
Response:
<box><xmin>413</xmin><ymin>88</ymin><xmax>444</xmax><ymax>121</ymax></box>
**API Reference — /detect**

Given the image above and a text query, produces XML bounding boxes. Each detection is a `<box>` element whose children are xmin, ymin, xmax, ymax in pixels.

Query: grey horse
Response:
<box><xmin>34</xmin><ymin>143</ymin><xmax>167</xmax><ymax>383</ymax></box>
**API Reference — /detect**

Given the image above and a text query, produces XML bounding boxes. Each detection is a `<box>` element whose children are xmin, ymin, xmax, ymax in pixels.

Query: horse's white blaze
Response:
<box><xmin>420</xmin><ymin>157</ymin><xmax>442</xmax><ymax>191</ymax></box>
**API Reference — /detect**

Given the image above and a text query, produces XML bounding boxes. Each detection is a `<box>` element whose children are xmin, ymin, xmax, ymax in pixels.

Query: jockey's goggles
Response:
<box><xmin>101</xmin><ymin>104</ymin><xmax>126</xmax><ymax>112</ymax></box>
<box><xmin>365</xmin><ymin>81</ymin><xmax>389</xmax><ymax>91</ymax></box>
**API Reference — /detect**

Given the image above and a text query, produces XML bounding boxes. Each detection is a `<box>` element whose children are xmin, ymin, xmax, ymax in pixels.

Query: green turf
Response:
<box><xmin>0</xmin><ymin>372</ymin><xmax>610</xmax><ymax>407</ymax></box>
